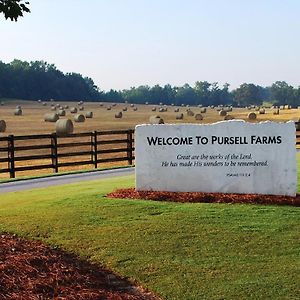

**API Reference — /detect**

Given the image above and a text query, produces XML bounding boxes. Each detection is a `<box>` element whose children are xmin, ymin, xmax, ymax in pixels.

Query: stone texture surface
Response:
<box><xmin>135</xmin><ymin>121</ymin><xmax>297</xmax><ymax>196</ymax></box>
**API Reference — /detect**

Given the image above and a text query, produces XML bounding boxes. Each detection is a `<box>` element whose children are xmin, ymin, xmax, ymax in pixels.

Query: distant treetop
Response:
<box><xmin>0</xmin><ymin>0</ymin><xmax>30</xmax><ymax>21</ymax></box>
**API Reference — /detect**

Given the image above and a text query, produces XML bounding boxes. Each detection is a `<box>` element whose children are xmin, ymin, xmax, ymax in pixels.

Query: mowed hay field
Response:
<box><xmin>0</xmin><ymin>99</ymin><xmax>299</xmax><ymax>179</ymax></box>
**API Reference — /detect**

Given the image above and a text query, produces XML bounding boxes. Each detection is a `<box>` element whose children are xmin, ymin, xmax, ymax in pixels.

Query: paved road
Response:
<box><xmin>0</xmin><ymin>167</ymin><xmax>135</xmax><ymax>194</ymax></box>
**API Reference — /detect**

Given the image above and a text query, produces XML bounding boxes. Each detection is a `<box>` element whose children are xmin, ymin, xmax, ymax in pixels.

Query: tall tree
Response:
<box><xmin>0</xmin><ymin>0</ymin><xmax>30</xmax><ymax>21</ymax></box>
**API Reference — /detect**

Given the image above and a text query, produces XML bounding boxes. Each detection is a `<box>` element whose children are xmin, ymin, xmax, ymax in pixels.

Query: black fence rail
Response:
<box><xmin>0</xmin><ymin>129</ymin><xmax>135</xmax><ymax>178</ymax></box>
<box><xmin>1</xmin><ymin>125</ymin><xmax>300</xmax><ymax>179</ymax></box>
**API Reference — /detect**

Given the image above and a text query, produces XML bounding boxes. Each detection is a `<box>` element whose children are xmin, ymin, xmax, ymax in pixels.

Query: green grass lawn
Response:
<box><xmin>0</xmin><ymin>169</ymin><xmax>300</xmax><ymax>299</ymax></box>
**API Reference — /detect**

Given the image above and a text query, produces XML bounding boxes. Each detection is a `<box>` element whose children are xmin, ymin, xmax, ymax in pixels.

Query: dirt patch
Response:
<box><xmin>0</xmin><ymin>233</ymin><xmax>160</xmax><ymax>300</ymax></box>
<box><xmin>107</xmin><ymin>188</ymin><xmax>300</xmax><ymax>206</ymax></box>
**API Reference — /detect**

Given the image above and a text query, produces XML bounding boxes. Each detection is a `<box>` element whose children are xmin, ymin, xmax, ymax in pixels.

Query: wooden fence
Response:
<box><xmin>1</xmin><ymin>127</ymin><xmax>300</xmax><ymax>179</ymax></box>
<box><xmin>0</xmin><ymin>129</ymin><xmax>134</xmax><ymax>178</ymax></box>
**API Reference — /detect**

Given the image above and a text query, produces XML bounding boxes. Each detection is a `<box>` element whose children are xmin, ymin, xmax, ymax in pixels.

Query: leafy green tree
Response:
<box><xmin>0</xmin><ymin>0</ymin><xmax>30</xmax><ymax>21</ymax></box>
<box><xmin>232</xmin><ymin>83</ymin><xmax>264</xmax><ymax>106</ymax></box>
<box><xmin>270</xmin><ymin>81</ymin><xmax>296</xmax><ymax>106</ymax></box>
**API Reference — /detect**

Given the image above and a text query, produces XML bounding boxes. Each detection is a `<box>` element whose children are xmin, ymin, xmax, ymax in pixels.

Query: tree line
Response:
<box><xmin>1</xmin><ymin>59</ymin><xmax>300</xmax><ymax>107</ymax></box>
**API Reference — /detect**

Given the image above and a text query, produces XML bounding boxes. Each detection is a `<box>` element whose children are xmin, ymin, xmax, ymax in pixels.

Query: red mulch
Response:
<box><xmin>0</xmin><ymin>233</ymin><xmax>160</xmax><ymax>300</ymax></box>
<box><xmin>107</xmin><ymin>188</ymin><xmax>300</xmax><ymax>206</ymax></box>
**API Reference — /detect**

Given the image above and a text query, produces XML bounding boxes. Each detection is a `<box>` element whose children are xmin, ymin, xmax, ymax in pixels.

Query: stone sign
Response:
<box><xmin>135</xmin><ymin>121</ymin><xmax>297</xmax><ymax>196</ymax></box>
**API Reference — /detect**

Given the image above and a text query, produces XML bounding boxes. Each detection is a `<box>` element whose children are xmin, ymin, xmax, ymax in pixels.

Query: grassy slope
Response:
<box><xmin>0</xmin><ymin>168</ymin><xmax>300</xmax><ymax>299</ymax></box>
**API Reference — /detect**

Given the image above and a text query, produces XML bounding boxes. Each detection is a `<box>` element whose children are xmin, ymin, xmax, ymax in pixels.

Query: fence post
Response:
<box><xmin>7</xmin><ymin>135</ymin><xmax>15</xmax><ymax>178</ymax></box>
<box><xmin>127</xmin><ymin>129</ymin><xmax>134</xmax><ymax>165</ymax></box>
<box><xmin>51</xmin><ymin>133</ymin><xmax>58</xmax><ymax>173</ymax></box>
<box><xmin>93</xmin><ymin>131</ymin><xmax>98</xmax><ymax>169</ymax></box>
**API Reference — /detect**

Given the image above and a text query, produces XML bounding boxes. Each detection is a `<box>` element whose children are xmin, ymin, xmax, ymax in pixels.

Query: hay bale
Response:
<box><xmin>0</xmin><ymin>120</ymin><xmax>6</xmax><ymax>132</ymax></box>
<box><xmin>279</xmin><ymin>105</ymin><xmax>284</xmax><ymax>110</ymax></box>
<box><xmin>159</xmin><ymin>102</ymin><xmax>163</xmax><ymax>106</ymax></box>
<box><xmin>14</xmin><ymin>108</ymin><xmax>22</xmax><ymax>116</ymax></box>
<box><xmin>78</xmin><ymin>101</ymin><xmax>83</xmax><ymax>105</ymax></box>
<box><xmin>187</xmin><ymin>110</ymin><xmax>194</xmax><ymax>116</ymax></box>
<box><xmin>224</xmin><ymin>115</ymin><xmax>235</xmax><ymax>120</ymax></box>
<box><xmin>85</xmin><ymin>111</ymin><xmax>93</xmax><ymax>118</ymax></box>
<box><xmin>64</xmin><ymin>105</ymin><xmax>69</xmax><ymax>109</ymax></box>
<box><xmin>79</xmin><ymin>106</ymin><xmax>84</xmax><ymax>111</ymax></box>
<box><xmin>273</xmin><ymin>109</ymin><xmax>280</xmax><ymax>115</ymax></box>
<box><xmin>219</xmin><ymin>110</ymin><xmax>227</xmax><ymax>117</ymax></box>
<box><xmin>42</xmin><ymin>102</ymin><xmax>47</xmax><ymax>106</ymax></box>
<box><xmin>99</xmin><ymin>103</ymin><xmax>103</xmax><ymax>106</ymax></box>
<box><xmin>38</xmin><ymin>99</ymin><xmax>42</xmax><ymax>103</ymax></box>
<box><xmin>248</xmin><ymin>112</ymin><xmax>257</xmax><ymax>120</ymax></box>
<box><xmin>195</xmin><ymin>114</ymin><xmax>203</xmax><ymax>121</ymax></box>
<box><xmin>176</xmin><ymin>113</ymin><xmax>184</xmax><ymax>120</ymax></box>
<box><xmin>70</xmin><ymin>107</ymin><xmax>78</xmax><ymax>113</ymax></box>
<box><xmin>149</xmin><ymin>115</ymin><xmax>164</xmax><ymax>124</ymax></box>
<box><xmin>55</xmin><ymin>119</ymin><xmax>73</xmax><ymax>136</ymax></box>
<box><xmin>115</xmin><ymin>112</ymin><xmax>123</xmax><ymax>118</ymax></box>
<box><xmin>74</xmin><ymin>114</ymin><xmax>85</xmax><ymax>122</ymax></box>
<box><xmin>51</xmin><ymin>106</ymin><xmax>57</xmax><ymax>111</ymax></box>
<box><xmin>44</xmin><ymin>113</ymin><xmax>59</xmax><ymax>122</ymax></box>
<box><xmin>130</xmin><ymin>104</ymin><xmax>134</xmax><ymax>107</ymax></box>
<box><xmin>200</xmin><ymin>108</ymin><xmax>207</xmax><ymax>113</ymax></box>
<box><xmin>151</xmin><ymin>107</ymin><xmax>156</xmax><ymax>111</ymax></box>
<box><xmin>259</xmin><ymin>108</ymin><xmax>265</xmax><ymax>114</ymax></box>
<box><xmin>123</xmin><ymin>107</ymin><xmax>128</xmax><ymax>111</ymax></box>
<box><xmin>174</xmin><ymin>108</ymin><xmax>179</xmax><ymax>112</ymax></box>
<box><xmin>133</xmin><ymin>107</ymin><xmax>138</xmax><ymax>111</ymax></box>
<box><xmin>0</xmin><ymin>102</ymin><xmax>4</xmax><ymax>106</ymax></box>
<box><xmin>107</xmin><ymin>106</ymin><xmax>112</xmax><ymax>110</ymax></box>
<box><xmin>145</xmin><ymin>102</ymin><xmax>149</xmax><ymax>105</ymax></box>
<box><xmin>16</xmin><ymin>105</ymin><xmax>21</xmax><ymax>109</ymax></box>
<box><xmin>55</xmin><ymin>104</ymin><xmax>60</xmax><ymax>108</ymax></box>
<box><xmin>159</xmin><ymin>107</ymin><xmax>165</xmax><ymax>112</ymax></box>
<box><xmin>58</xmin><ymin>109</ymin><xmax>66</xmax><ymax>116</ymax></box>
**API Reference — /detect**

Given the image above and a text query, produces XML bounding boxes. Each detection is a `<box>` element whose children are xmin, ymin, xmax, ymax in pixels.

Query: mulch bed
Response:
<box><xmin>107</xmin><ymin>188</ymin><xmax>300</xmax><ymax>206</ymax></box>
<box><xmin>0</xmin><ymin>233</ymin><xmax>160</xmax><ymax>300</ymax></box>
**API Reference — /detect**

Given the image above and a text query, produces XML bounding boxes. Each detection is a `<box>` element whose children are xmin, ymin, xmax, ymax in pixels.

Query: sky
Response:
<box><xmin>1</xmin><ymin>0</ymin><xmax>300</xmax><ymax>91</ymax></box>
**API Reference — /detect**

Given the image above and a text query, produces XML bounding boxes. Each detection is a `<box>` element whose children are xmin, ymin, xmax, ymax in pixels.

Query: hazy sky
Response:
<box><xmin>1</xmin><ymin>0</ymin><xmax>300</xmax><ymax>91</ymax></box>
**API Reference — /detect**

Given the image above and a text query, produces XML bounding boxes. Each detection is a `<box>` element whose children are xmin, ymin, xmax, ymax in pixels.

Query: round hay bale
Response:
<box><xmin>133</xmin><ymin>107</ymin><xmax>138</xmax><ymax>111</ymax></box>
<box><xmin>195</xmin><ymin>114</ymin><xmax>203</xmax><ymax>121</ymax></box>
<box><xmin>219</xmin><ymin>110</ymin><xmax>227</xmax><ymax>117</ymax></box>
<box><xmin>64</xmin><ymin>105</ymin><xmax>69</xmax><ymax>109</ymax></box>
<box><xmin>248</xmin><ymin>112</ymin><xmax>257</xmax><ymax>120</ymax></box>
<box><xmin>123</xmin><ymin>107</ymin><xmax>128</xmax><ymax>111</ymax></box>
<box><xmin>187</xmin><ymin>110</ymin><xmax>194</xmax><ymax>116</ymax></box>
<box><xmin>112</xmin><ymin>103</ymin><xmax>117</xmax><ymax>107</ymax></box>
<box><xmin>200</xmin><ymin>108</ymin><xmax>207</xmax><ymax>113</ymax></box>
<box><xmin>107</xmin><ymin>106</ymin><xmax>111</xmax><ymax>111</ymax></box>
<box><xmin>149</xmin><ymin>115</ymin><xmax>164</xmax><ymax>124</ymax></box>
<box><xmin>42</xmin><ymin>102</ymin><xmax>47</xmax><ymax>106</ymax></box>
<box><xmin>56</xmin><ymin>119</ymin><xmax>73</xmax><ymax>136</ymax></box>
<box><xmin>295</xmin><ymin>119</ymin><xmax>300</xmax><ymax>130</ymax></box>
<box><xmin>224</xmin><ymin>115</ymin><xmax>235</xmax><ymax>120</ymax></box>
<box><xmin>151</xmin><ymin>107</ymin><xmax>156</xmax><ymax>111</ymax></box>
<box><xmin>279</xmin><ymin>105</ymin><xmax>284</xmax><ymax>110</ymax></box>
<box><xmin>145</xmin><ymin>102</ymin><xmax>149</xmax><ymax>105</ymax></box>
<box><xmin>255</xmin><ymin>106</ymin><xmax>260</xmax><ymax>111</ymax></box>
<box><xmin>259</xmin><ymin>108</ymin><xmax>265</xmax><ymax>114</ymax></box>
<box><xmin>130</xmin><ymin>104</ymin><xmax>134</xmax><ymax>107</ymax></box>
<box><xmin>99</xmin><ymin>103</ymin><xmax>103</xmax><ymax>106</ymax></box>
<box><xmin>198</xmin><ymin>104</ymin><xmax>203</xmax><ymax>108</ymax></box>
<box><xmin>115</xmin><ymin>112</ymin><xmax>123</xmax><ymax>118</ymax></box>
<box><xmin>181</xmin><ymin>104</ymin><xmax>185</xmax><ymax>107</ymax></box>
<box><xmin>74</xmin><ymin>114</ymin><xmax>85</xmax><ymax>123</ymax></box>
<box><xmin>70</xmin><ymin>107</ymin><xmax>77</xmax><ymax>113</ymax></box>
<box><xmin>16</xmin><ymin>105</ymin><xmax>21</xmax><ymax>109</ymax></box>
<box><xmin>51</xmin><ymin>106</ymin><xmax>57</xmax><ymax>111</ymax></box>
<box><xmin>79</xmin><ymin>106</ymin><xmax>84</xmax><ymax>111</ymax></box>
<box><xmin>176</xmin><ymin>113</ymin><xmax>184</xmax><ymax>120</ymax></box>
<box><xmin>159</xmin><ymin>102</ymin><xmax>163</xmax><ymax>106</ymax></box>
<box><xmin>55</xmin><ymin>104</ymin><xmax>60</xmax><ymax>108</ymax></box>
<box><xmin>44</xmin><ymin>113</ymin><xmax>59</xmax><ymax>122</ymax></box>
<box><xmin>273</xmin><ymin>109</ymin><xmax>280</xmax><ymax>115</ymax></box>
<box><xmin>78</xmin><ymin>101</ymin><xmax>83</xmax><ymax>105</ymax></box>
<box><xmin>85</xmin><ymin>111</ymin><xmax>93</xmax><ymax>118</ymax></box>
<box><xmin>14</xmin><ymin>108</ymin><xmax>22</xmax><ymax>116</ymax></box>
<box><xmin>58</xmin><ymin>109</ymin><xmax>66</xmax><ymax>116</ymax></box>
<box><xmin>0</xmin><ymin>102</ymin><xmax>4</xmax><ymax>106</ymax></box>
<box><xmin>0</xmin><ymin>120</ymin><xmax>6</xmax><ymax>132</ymax></box>
<box><xmin>174</xmin><ymin>108</ymin><xmax>179</xmax><ymax>112</ymax></box>
<box><xmin>159</xmin><ymin>107</ymin><xmax>165</xmax><ymax>112</ymax></box>
<box><xmin>38</xmin><ymin>99</ymin><xmax>42</xmax><ymax>103</ymax></box>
